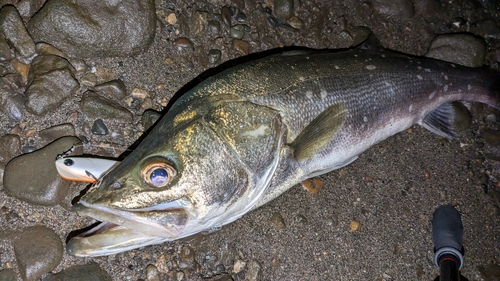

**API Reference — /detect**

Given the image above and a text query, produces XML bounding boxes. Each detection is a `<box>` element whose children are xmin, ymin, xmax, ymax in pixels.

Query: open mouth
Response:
<box><xmin>66</xmin><ymin>201</ymin><xmax>189</xmax><ymax>257</ymax></box>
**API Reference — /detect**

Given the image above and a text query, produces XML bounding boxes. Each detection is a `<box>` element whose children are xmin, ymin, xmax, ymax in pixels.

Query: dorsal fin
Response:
<box><xmin>291</xmin><ymin>103</ymin><xmax>347</xmax><ymax>161</ymax></box>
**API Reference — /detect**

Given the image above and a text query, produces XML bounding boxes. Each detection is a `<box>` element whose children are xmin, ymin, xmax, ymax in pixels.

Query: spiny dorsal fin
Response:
<box><xmin>421</xmin><ymin>102</ymin><xmax>462</xmax><ymax>139</ymax></box>
<box><xmin>292</xmin><ymin>103</ymin><xmax>347</xmax><ymax>161</ymax></box>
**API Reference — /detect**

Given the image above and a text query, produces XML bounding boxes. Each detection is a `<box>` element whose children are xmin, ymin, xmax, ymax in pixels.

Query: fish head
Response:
<box><xmin>67</xmin><ymin>99</ymin><xmax>285</xmax><ymax>256</ymax></box>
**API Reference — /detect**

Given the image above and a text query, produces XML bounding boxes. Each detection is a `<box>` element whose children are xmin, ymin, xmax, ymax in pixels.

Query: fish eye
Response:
<box><xmin>141</xmin><ymin>162</ymin><xmax>176</xmax><ymax>188</ymax></box>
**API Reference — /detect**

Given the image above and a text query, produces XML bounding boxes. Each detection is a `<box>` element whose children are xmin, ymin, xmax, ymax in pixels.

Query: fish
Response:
<box><xmin>66</xmin><ymin>48</ymin><xmax>500</xmax><ymax>257</ymax></box>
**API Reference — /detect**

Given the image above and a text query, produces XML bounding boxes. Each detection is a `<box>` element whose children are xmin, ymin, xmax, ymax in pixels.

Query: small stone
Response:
<box><xmin>3</xmin><ymin>136</ymin><xmax>82</xmax><ymax>205</ymax></box>
<box><xmin>38</xmin><ymin>123</ymin><xmax>75</xmax><ymax>142</ymax></box>
<box><xmin>287</xmin><ymin>16</ymin><xmax>303</xmax><ymax>29</ymax></box>
<box><xmin>0</xmin><ymin>34</ymin><xmax>12</xmax><ymax>61</ymax></box>
<box><xmin>425</xmin><ymin>33</ymin><xmax>486</xmax><ymax>67</ymax></box>
<box><xmin>232</xmin><ymin>39</ymin><xmax>249</xmax><ymax>55</ymax></box>
<box><xmin>350</xmin><ymin>220</ymin><xmax>361</xmax><ymax>232</ymax></box>
<box><xmin>0</xmin><ymin>75</ymin><xmax>25</xmax><ymax>121</ymax></box>
<box><xmin>132</xmin><ymin>88</ymin><xmax>149</xmax><ymax>99</ymax></box>
<box><xmin>154</xmin><ymin>254</ymin><xmax>169</xmax><ymax>274</ymax></box>
<box><xmin>180</xmin><ymin>246</ymin><xmax>195</xmax><ymax>260</ymax></box>
<box><xmin>25</xmin><ymin>129</ymin><xmax>36</xmax><ymax>137</ymax></box>
<box><xmin>193</xmin><ymin>11</ymin><xmax>208</xmax><ymax>34</ymax></box>
<box><xmin>80</xmin><ymin>73</ymin><xmax>98</xmax><ymax>87</ymax></box>
<box><xmin>10</xmin><ymin>58</ymin><xmax>29</xmax><ymax>83</ymax></box>
<box><xmin>69</xmin><ymin>58</ymin><xmax>87</xmax><ymax>74</ymax></box>
<box><xmin>274</xmin><ymin>0</ymin><xmax>294</xmax><ymax>20</ymax></box>
<box><xmin>207</xmin><ymin>20</ymin><xmax>221</xmax><ymax>34</ymax></box>
<box><xmin>0</xmin><ymin>134</ymin><xmax>21</xmax><ymax>165</ymax></box>
<box><xmin>350</xmin><ymin>26</ymin><xmax>372</xmax><ymax>46</ymax></box>
<box><xmin>146</xmin><ymin>264</ymin><xmax>160</xmax><ymax>281</ymax></box>
<box><xmin>13</xmin><ymin>226</ymin><xmax>63</xmax><ymax>281</ymax></box>
<box><xmin>141</xmin><ymin>109</ymin><xmax>161</xmax><ymax>130</ymax></box>
<box><xmin>94</xmin><ymin>79</ymin><xmax>127</xmax><ymax>99</ymax></box>
<box><xmin>80</xmin><ymin>91</ymin><xmax>133</xmax><ymax>122</ymax></box>
<box><xmin>0</xmin><ymin>269</ymin><xmax>17</xmax><ymax>281</ymax></box>
<box><xmin>166</xmin><ymin>13</ymin><xmax>177</xmax><ymax>25</ymax></box>
<box><xmin>208</xmin><ymin>49</ymin><xmax>222</xmax><ymax>65</ymax></box>
<box><xmin>42</xmin><ymin>262</ymin><xmax>112</xmax><ymax>281</ymax></box>
<box><xmin>25</xmin><ymin>55</ymin><xmax>79</xmax><ymax>116</ymax></box>
<box><xmin>235</xmin><ymin>11</ymin><xmax>246</xmax><ymax>23</ymax></box>
<box><xmin>91</xmin><ymin>119</ymin><xmax>109</xmax><ymax>135</ymax></box>
<box><xmin>221</xmin><ymin>6</ymin><xmax>232</xmax><ymax>27</ymax></box>
<box><xmin>35</xmin><ymin>42</ymin><xmax>68</xmax><ymax>59</ymax></box>
<box><xmin>301</xmin><ymin>178</ymin><xmax>322</xmax><ymax>194</ymax></box>
<box><xmin>268</xmin><ymin>212</ymin><xmax>286</xmax><ymax>230</ymax></box>
<box><xmin>233</xmin><ymin>260</ymin><xmax>246</xmax><ymax>273</ymax></box>
<box><xmin>0</xmin><ymin>5</ymin><xmax>36</xmax><ymax>63</ymax></box>
<box><xmin>215</xmin><ymin>264</ymin><xmax>226</xmax><ymax>274</ymax></box>
<box><xmin>230</xmin><ymin>24</ymin><xmax>245</xmax><ymax>39</ymax></box>
<box><xmin>164</xmin><ymin>57</ymin><xmax>175</xmax><ymax>66</ymax></box>
<box><xmin>267</xmin><ymin>16</ymin><xmax>281</xmax><ymax>28</ymax></box>
<box><xmin>370</xmin><ymin>0</ymin><xmax>414</xmax><ymax>19</ymax></box>
<box><xmin>140</xmin><ymin>97</ymin><xmax>153</xmax><ymax>111</ymax></box>
<box><xmin>245</xmin><ymin>260</ymin><xmax>262</xmax><ymax>281</ymax></box>
<box><xmin>174</xmin><ymin>37</ymin><xmax>195</xmax><ymax>51</ymax></box>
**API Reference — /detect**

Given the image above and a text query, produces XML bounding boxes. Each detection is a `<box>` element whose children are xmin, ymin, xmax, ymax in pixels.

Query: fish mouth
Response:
<box><xmin>67</xmin><ymin>201</ymin><xmax>189</xmax><ymax>257</ymax></box>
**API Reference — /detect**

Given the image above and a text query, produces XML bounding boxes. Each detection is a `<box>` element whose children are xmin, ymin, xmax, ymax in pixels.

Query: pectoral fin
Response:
<box><xmin>291</xmin><ymin>103</ymin><xmax>347</xmax><ymax>161</ymax></box>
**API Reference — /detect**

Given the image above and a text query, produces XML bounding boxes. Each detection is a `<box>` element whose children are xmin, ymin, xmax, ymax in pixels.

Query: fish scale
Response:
<box><xmin>66</xmin><ymin>49</ymin><xmax>499</xmax><ymax>257</ymax></box>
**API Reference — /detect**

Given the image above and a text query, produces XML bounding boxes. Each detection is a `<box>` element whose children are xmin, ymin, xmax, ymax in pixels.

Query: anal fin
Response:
<box><xmin>421</xmin><ymin>102</ymin><xmax>471</xmax><ymax>139</ymax></box>
<box><xmin>291</xmin><ymin>103</ymin><xmax>347</xmax><ymax>161</ymax></box>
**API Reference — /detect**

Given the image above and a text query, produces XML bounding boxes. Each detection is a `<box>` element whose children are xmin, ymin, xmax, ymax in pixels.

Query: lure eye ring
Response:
<box><xmin>141</xmin><ymin>162</ymin><xmax>176</xmax><ymax>188</ymax></box>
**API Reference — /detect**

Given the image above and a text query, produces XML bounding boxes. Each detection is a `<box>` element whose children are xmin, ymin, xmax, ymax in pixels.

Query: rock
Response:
<box><xmin>91</xmin><ymin>119</ymin><xmax>109</xmax><ymax>135</ymax></box>
<box><xmin>3</xmin><ymin>136</ymin><xmax>82</xmax><ymax>206</ymax></box>
<box><xmin>208</xmin><ymin>49</ymin><xmax>222</xmax><ymax>65</ymax></box>
<box><xmin>11</xmin><ymin>58</ymin><xmax>30</xmax><ymax>83</ymax></box>
<box><xmin>0</xmin><ymin>76</ymin><xmax>25</xmax><ymax>121</ymax></box>
<box><xmin>479</xmin><ymin>20</ymin><xmax>500</xmax><ymax>40</ymax></box>
<box><xmin>232</xmin><ymin>39</ymin><xmax>249</xmax><ymax>55</ymax></box>
<box><xmin>274</xmin><ymin>0</ymin><xmax>294</xmax><ymax>20</ymax></box>
<box><xmin>207</xmin><ymin>20</ymin><xmax>221</xmax><ymax>34</ymax></box>
<box><xmin>350</xmin><ymin>220</ymin><xmax>361</xmax><ymax>232</ymax></box>
<box><xmin>245</xmin><ymin>260</ymin><xmax>262</xmax><ymax>281</ymax></box>
<box><xmin>235</xmin><ymin>11</ymin><xmax>246</xmax><ymax>23</ymax></box>
<box><xmin>369</xmin><ymin>0</ymin><xmax>414</xmax><ymax>20</ymax></box>
<box><xmin>35</xmin><ymin>42</ymin><xmax>68</xmax><ymax>59</ymax></box>
<box><xmin>232</xmin><ymin>260</ymin><xmax>246</xmax><ymax>273</ymax></box>
<box><xmin>80</xmin><ymin>73</ymin><xmax>97</xmax><ymax>87</ymax></box>
<box><xmin>0</xmin><ymin>269</ymin><xmax>17</xmax><ymax>281</ymax></box>
<box><xmin>230</xmin><ymin>24</ymin><xmax>245</xmax><ymax>39</ymax></box>
<box><xmin>41</xmin><ymin>262</ymin><xmax>112</xmax><ymax>281</ymax></box>
<box><xmin>80</xmin><ymin>91</ymin><xmax>133</xmax><ymax>122</ymax></box>
<box><xmin>141</xmin><ymin>109</ymin><xmax>161</xmax><ymax>130</ymax></box>
<box><xmin>13</xmin><ymin>226</ymin><xmax>63</xmax><ymax>281</ymax></box>
<box><xmin>268</xmin><ymin>212</ymin><xmax>286</xmax><ymax>230</ymax></box>
<box><xmin>146</xmin><ymin>264</ymin><xmax>160</xmax><ymax>281</ymax></box>
<box><xmin>192</xmin><ymin>11</ymin><xmax>208</xmax><ymax>35</ymax></box>
<box><xmin>131</xmin><ymin>88</ymin><xmax>148</xmax><ymax>99</ymax></box>
<box><xmin>94</xmin><ymin>79</ymin><xmax>127</xmax><ymax>99</ymax></box>
<box><xmin>38</xmin><ymin>123</ymin><xmax>75</xmax><ymax>142</ymax></box>
<box><xmin>174</xmin><ymin>37</ymin><xmax>195</xmax><ymax>51</ymax></box>
<box><xmin>0</xmin><ymin>34</ymin><xmax>11</xmax><ymax>61</ymax></box>
<box><xmin>477</xmin><ymin>263</ymin><xmax>500</xmax><ymax>281</ymax></box>
<box><xmin>287</xmin><ymin>16</ymin><xmax>303</xmax><ymax>30</ymax></box>
<box><xmin>425</xmin><ymin>34</ymin><xmax>486</xmax><ymax>67</ymax></box>
<box><xmin>0</xmin><ymin>5</ymin><xmax>36</xmax><ymax>63</ymax></box>
<box><xmin>15</xmin><ymin>0</ymin><xmax>44</xmax><ymax>20</ymax></box>
<box><xmin>0</xmin><ymin>134</ymin><xmax>20</xmax><ymax>165</ymax></box>
<box><xmin>27</xmin><ymin>0</ymin><xmax>156</xmax><ymax>58</ymax></box>
<box><xmin>25</xmin><ymin>55</ymin><xmax>79</xmax><ymax>116</ymax></box>
<box><xmin>221</xmin><ymin>6</ymin><xmax>232</xmax><ymax>27</ymax></box>
<box><xmin>166</xmin><ymin>13</ymin><xmax>177</xmax><ymax>25</ymax></box>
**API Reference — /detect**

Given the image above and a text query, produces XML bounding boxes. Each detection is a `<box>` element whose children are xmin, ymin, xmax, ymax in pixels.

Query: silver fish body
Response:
<box><xmin>67</xmin><ymin>49</ymin><xmax>500</xmax><ymax>256</ymax></box>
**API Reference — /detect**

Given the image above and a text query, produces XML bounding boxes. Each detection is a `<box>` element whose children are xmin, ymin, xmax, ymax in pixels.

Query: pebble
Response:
<box><xmin>91</xmin><ymin>119</ymin><xmax>109</xmax><ymax>135</ymax></box>
<box><xmin>25</xmin><ymin>55</ymin><xmax>80</xmax><ymax>116</ymax></box>
<box><xmin>0</xmin><ymin>134</ymin><xmax>20</xmax><ymax>165</ymax></box>
<box><xmin>10</xmin><ymin>58</ymin><xmax>29</xmax><ymax>83</ymax></box>
<box><xmin>154</xmin><ymin>254</ymin><xmax>170</xmax><ymax>274</ymax></box>
<box><xmin>370</xmin><ymin>0</ymin><xmax>414</xmax><ymax>20</ymax></box>
<box><xmin>174</xmin><ymin>37</ymin><xmax>195</xmax><ymax>51</ymax></box>
<box><xmin>141</xmin><ymin>109</ymin><xmax>161</xmax><ymax>130</ymax></box>
<box><xmin>15</xmin><ymin>0</ymin><xmax>44</xmax><ymax>20</ymax></box>
<box><xmin>166</xmin><ymin>13</ymin><xmax>177</xmax><ymax>25</ymax></box>
<box><xmin>131</xmin><ymin>88</ymin><xmax>149</xmax><ymax>99</ymax></box>
<box><xmin>0</xmin><ymin>5</ymin><xmax>36</xmax><ymax>63</ymax></box>
<box><xmin>287</xmin><ymin>16</ymin><xmax>303</xmax><ymax>30</ymax></box>
<box><xmin>208</xmin><ymin>49</ymin><xmax>222</xmax><ymax>65</ymax></box>
<box><xmin>232</xmin><ymin>39</ymin><xmax>249</xmax><ymax>55</ymax></box>
<box><xmin>477</xmin><ymin>263</ymin><xmax>500</xmax><ymax>280</ymax></box>
<box><xmin>3</xmin><ymin>136</ymin><xmax>82</xmax><ymax>205</ymax></box>
<box><xmin>28</xmin><ymin>0</ymin><xmax>156</xmax><ymax>57</ymax></box>
<box><xmin>350</xmin><ymin>220</ymin><xmax>361</xmax><ymax>232</ymax></box>
<box><xmin>68</xmin><ymin>58</ymin><xmax>87</xmax><ymax>74</ymax></box>
<box><xmin>0</xmin><ymin>269</ymin><xmax>16</xmax><ymax>281</ymax></box>
<box><xmin>232</xmin><ymin>260</ymin><xmax>246</xmax><ymax>273</ymax></box>
<box><xmin>13</xmin><ymin>226</ymin><xmax>63</xmax><ymax>281</ymax></box>
<box><xmin>479</xmin><ymin>20</ymin><xmax>500</xmax><ymax>40</ymax></box>
<box><xmin>42</xmin><ymin>262</ymin><xmax>112</xmax><ymax>281</ymax></box>
<box><xmin>80</xmin><ymin>73</ymin><xmax>98</xmax><ymax>87</ymax></box>
<box><xmin>268</xmin><ymin>212</ymin><xmax>286</xmax><ymax>230</ymax></box>
<box><xmin>146</xmin><ymin>264</ymin><xmax>161</xmax><ymax>281</ymax></box>
<box><xmin>193</xmin><ymin>11</ymin><xmax>208</xmax><ymax>34</ymax></box>
<box><xmin>94</xmin><ymin>79</ymin><xmax>127</xmax><ymax>99</ymax></box>
<box><xmin>180</xmin><ymin>245</ymin><xmax>195</xmax><ymax>260</ymax></box>
<box><xmin>35</xmin><ymin>42</ymin><xmax>68</xmax><ymax>59</ymax></box>
<box><xmin>425</xmin><ymin>33</ymin><xmax>486</xmax><ymax>67</ymax></box>
<box><xmin>80</xmin><ymin>91</ymin><xmax>133</xmax><ymax>122</ymax></box>
<box><xmin>221</xmin><ymin>6</ymin><xmax>232</xmax><ymax>27</ymax></box>
<box><xmin>207</xmin><ymin>20</ymin><xmax>221</xmax><ymax>34</ymax></box>
<box><xmin>0</xmin><ymin>34</ymin><xmax>11</xmax><ymax>61</ymax></box>
<box><xmin>230</xmin><ymin>24</ymin><xmax>246</xmax><ymax>39</ymax></box>
<box><xmin>274</xmin><ymin>0</ymin><xmax>294</xmax><ymax>20</ymax></box>
<box><xmin>350</xmin><ymin>26</ymin><xmax>372</xmax><ymax>47</ymax></box>
<box><xmin>245</xmin><ymin>260</ymin><xmax>262</xmax><ymax>281</ymax></box>
<box><xmin>301</xmin><ymin>178</ymin><xmax>323</xmax><ymax>194</ymax></box>
<box><xmin>235</xmin><ymin>11</ymin><xmax>246</xmax><ymax>23</ymax></box>
<box><xmin>38</xmin><ymin>123</ymin><xmax>75</xmax><ymax>142</ymax></box>
<box><xmin>0</xmin><ymin>76</ymin><xmax>25</xmax><ymax>121</ymax></box>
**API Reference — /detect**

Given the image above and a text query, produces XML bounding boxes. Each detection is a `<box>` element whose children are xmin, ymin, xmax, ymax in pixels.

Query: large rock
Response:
<box><xmin>425</xmin><ymin>34</ymin><xmax>486</xmax><ymax>67</ymax></box>
<box><xmin>24</xmin><ymin>55</ymin><xmax>79</xmax><ymax>116</ymax></box>
<box><xmin>0</xmin><ymin>5</ymin><xmax>36</xmax><ymax>63</ymax></box>
<box><xmin>27</xmin><ymin>0</ymin><xmax>156</xmax><ymax>57</ymax></box>
<box><xmin>0</xmin><ymin>74</ymin><xmax>25</xmax><ymax>121</ymax></box>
